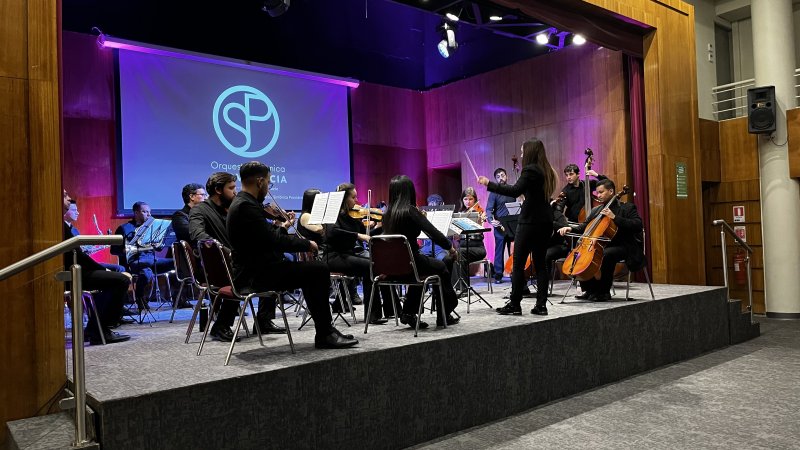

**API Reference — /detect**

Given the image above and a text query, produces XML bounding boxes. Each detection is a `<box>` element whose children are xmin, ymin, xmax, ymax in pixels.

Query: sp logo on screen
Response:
<box><xmin>213</xmin><ymin>85</ymin><xmax>280</xmax><ymax>158</ymax></box>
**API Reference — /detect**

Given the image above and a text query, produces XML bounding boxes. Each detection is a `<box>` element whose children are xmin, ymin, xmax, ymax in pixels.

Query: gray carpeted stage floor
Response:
<box><xmin>66</xmin><ymin>279</ymin><xmax>716</xmax><ymax>403</ymax></box>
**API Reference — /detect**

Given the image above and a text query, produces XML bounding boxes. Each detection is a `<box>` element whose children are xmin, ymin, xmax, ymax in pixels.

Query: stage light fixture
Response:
<box><xmin>262</xmin><ymin>0</ymin><xmax>290</xmax><ymax>17</ymax></box>
<box><xmin>535</xmin><ymin>32</ymin><xmax>550</xmax><ymax>45</ymax></box>
<box><xmin>445</xmin><ymin>12</ymin><xmax>460</xmax><ymax>22</ymax></box>
<box><xmin>572</xmin><ymin>34</ymin><xmax>586</xmax><ymax>45</ymax></box>
<box><xmin>489</xmin><ymin>15</ymin><xmax>503</xmax><ymax>21</ymax></box>
<box><xmin>437</xmin><ymin>21</ymin><xmax>458</xmax><ymax>59</ymax></box>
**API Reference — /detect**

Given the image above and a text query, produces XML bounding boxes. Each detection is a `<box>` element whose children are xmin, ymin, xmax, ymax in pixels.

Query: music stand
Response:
<box><xmin>450</xmin><ymin>217</ymin><xmax>493</xmax><ymax>311</ymax></box>
<box><xmin>132</xmin><ymin>219</ymin><xmax>173</xmax><ymax>323</ymax></box>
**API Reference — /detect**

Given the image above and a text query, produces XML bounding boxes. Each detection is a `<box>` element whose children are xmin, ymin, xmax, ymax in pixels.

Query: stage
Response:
<box><xmin>25</xmin><ymin>280</ymin><xmax>757</xmax><ymax>449</ymax></box>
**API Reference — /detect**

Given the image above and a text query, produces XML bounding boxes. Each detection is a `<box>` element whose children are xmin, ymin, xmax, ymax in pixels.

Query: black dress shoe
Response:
<box><xmin>257</xmin><ymin>319</ymin><xmax>287</xmax><ymax>334</ymax></box>
<box><xmin>333</xmin><ymin>327</ymin><xmax>355</xmax><ymax>340</ymax></box>
<box><xmin>531</xmin><ymin>305</ymin><xmax>548</xmax><ymax>316</ymax></box>
<box><xmin>592</xmin><ymin>292</ymin><xmax>611</xmax><ymax>302</ymax></box>
<box><xmin>436</xmin><ymin>314</ymin><xmax>460</xmax><ymax>326</ymax></box>
<box><xmin>575</xmin><ymin>292</ymin><xmax>592</xmax><ymax>300</ymax></box>
<box><xmin>315</xmin><ymin>331</ymin><xmax>358</xmax><ymax>349</ymax></box>
<box><xmin>497</xmin><ymin>303</ymin><xmax>522</xmax><ymax>315</ymax></box>
<box><xmin>399</xmin><ymin>313</ymin><xmax>429</xmax><ymax>329</ymax></box>
<box><xmin>210</xmin><ymin>326</ymin><xmax>241</xmax><ymax>342</ymax></box>
<box><xmin>351</xmin><ymin>294</ymin><xmax>364</xmax><ymax>305</ymax></box>
<box><xmin>88</xmin><ymin>331</ymin><xmax>130</xmax><ymax>345</ymax></box>
<box><xmin>368</xmin><ymin>317</ymin><xmax>388</xmax><ymax>325</ymax></box>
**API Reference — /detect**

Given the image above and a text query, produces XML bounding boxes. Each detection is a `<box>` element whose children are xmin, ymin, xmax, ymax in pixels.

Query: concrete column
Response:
<box><xmin>752</xmin><ymin>0</ymin><xmax>800</xmax><ymax>318</ymax></box>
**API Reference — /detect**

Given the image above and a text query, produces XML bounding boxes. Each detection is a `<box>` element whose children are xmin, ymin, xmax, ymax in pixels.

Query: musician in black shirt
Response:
<box><xmin>172</xmin><ymin>183</ymin><xmax>206</xmax><ymax>244</ymax></box>
<box><xmin>383</xmin><ymin>175</ymin><xmax>460</xmax><ymax>329</ymax></box>
<box><xmin>226</xmin><ymin>162</ymin><xmax>357</xmax><ymax>349</ymax></box>
<box><xmin>561</xmin><ymin>163</ymin><xmax>607</xmax><ymax>223</ymax></box>
<box><xmin>479</xmin><ymin>138</ymin><xmax>557</xmax><ymax>316</ymax></box>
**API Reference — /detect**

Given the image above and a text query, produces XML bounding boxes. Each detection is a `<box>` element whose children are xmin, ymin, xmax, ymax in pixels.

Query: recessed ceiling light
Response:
<box><xmin>489</xmin><ymin>15</ymin><xmax>502</xmax><ymax>21</ymax></box>
<box><xmin>445</xmin><ymin>12</ymin><xmax>460</xmax><ymax>22</ymax></box>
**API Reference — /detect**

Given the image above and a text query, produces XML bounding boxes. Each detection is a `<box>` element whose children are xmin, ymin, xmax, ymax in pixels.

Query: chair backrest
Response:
<box><xmin>197</xmin><ymin>239</ymin><xmax>235</xmax><ymax>293</ymax></box>
<box><xmin>368</xmin><ymin>235</ymin><xmax>421</xmax><ymax>283</ymax></box>
<box><xmin>174</xmin><ymin>240</ymin><xmax>206</xmax><ymax>284</ymax></box>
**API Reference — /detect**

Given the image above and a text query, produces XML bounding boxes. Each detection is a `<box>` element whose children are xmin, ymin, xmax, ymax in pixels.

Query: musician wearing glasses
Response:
<box><xmin>172</xmin><ymin>183</ymin><xmax>207</xmax><ymax>244</ymax></box>
<box><xmin>227</xmin><ymin>162</ymin><xmax>358</xmax><ymax>349</ymax></box>
<box><xmin>110</xmin><ymin>201</ymin><xmax>175</xmax><ymax>308</ymax></box>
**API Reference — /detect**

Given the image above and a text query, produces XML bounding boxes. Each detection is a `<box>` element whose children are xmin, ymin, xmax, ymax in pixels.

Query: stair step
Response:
<box><xmin>728</xmin><ymin>298</ymin><xmax>760</xmax><ymax>345</ymax></box>
<box><xmin>6</xmin><ymin>412</ymin><xmax>98</xmax><ymax>450</ymax></box>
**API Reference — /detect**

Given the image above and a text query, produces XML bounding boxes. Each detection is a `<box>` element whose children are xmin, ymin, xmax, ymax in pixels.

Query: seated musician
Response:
<box><xmin>544</xmin><ymin>199</ymin><xmax>570</xmax><ymax>278</ymax></box>
<box><xmin>419</xmin><ymin>194</ymin><xmax>449</xmax><ymax>261</ymax></box>
<box><xmin>561</xmin><ymin>163</ymin><xmax>608</xmax><ymax>223</ymax></box>
<box><xmin>172</xmin><ymin>183</ymin><xmax>206</xmax><ymax>244</ymax></box>
<box><xmin>325</xmin><ymin>183</ymin><xmax>393</xmax><ymax>324</ymax></box>
<box><xmin>63</xmin><ymin>199</ymin><xmax>125</xmax><ymax>273</ymax></box>
<box><xmin>445</xmin><ymin>187</ymin><xmax>488</xmax><ymax>289</ymax></box>
<box><xmin>227</xmin><ymin>162</ymin><xmax>357</xmax><ymax>349</ymax></box>
<box><xmin>63</xmin><ymin>190</ymin><xmax>130</xmax><ymax>344</ymax></box>
<box><xmin>557</xmin><ymin>179</ymin><xmax>644</xmax><ymax>301</ymax></box>
<box><xmin>383</xmin><ymin>175</ymin><xmax>460</xmax><ymax>329</ymax></box>
<box><xmin>110</xmin><ymin>201</ymin><xmax>174</xmax><ymax>309</ymax></box>
<box><xmin>297</xmin><ymin>188</ymin><xmax>325</xmax><ymax>245</ymax></box>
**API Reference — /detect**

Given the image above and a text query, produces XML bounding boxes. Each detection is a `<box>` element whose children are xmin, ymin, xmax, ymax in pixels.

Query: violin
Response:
<box><xmin>348</xmin><ymin>207</ymin><xmax>383</xmax><ymax>222</ymax></box>
<box><xmin>562</xmin><ymin>186</ymin><xmax>630</xmax><ymax>281</ymax></box>
<box><xmin>263</xmin><ymin>203</ymin><xmax>293</xmax><ymax>222</ymax></box>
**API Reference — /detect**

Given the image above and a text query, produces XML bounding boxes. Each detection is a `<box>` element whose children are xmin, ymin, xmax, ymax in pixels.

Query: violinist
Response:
<box><xmin>485</xmin><ymin>168</ymin><xmax>517</xmax><ymax>283</ymax></box>
<box><xmin>446</xmin><ymin>187</ymin><xmax>488</xmax><ymax>291</ymax></box>
<box><xmin>478</xmin><ymin>138</ymin><xmax>557</xmax><ymax>316</ymax></box>
<box><xmin>562</xmin><ymin>163</ymin><xmax>607</xmax><ymax>223</ymax></box>
<box><xmin>227</xmin><ymin>162</ymin><xmax>357</xmax><ymax>349</ymax></box>
<box><xmin>325</xmin><ymin>183</ymin><xmax>392</xmax><ymax>324</ymax></box>
<box><xmin>557</xmin><ymin>179</ymin><xmax>644</xmax><ymax>302</ymax></box>
<box><xmin>383</xmin><ymin>175</ymin><xmax>460</xmax><ymax>328</ymax></box>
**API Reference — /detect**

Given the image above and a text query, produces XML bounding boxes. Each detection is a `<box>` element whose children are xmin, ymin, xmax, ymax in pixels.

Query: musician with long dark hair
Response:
<box><xmin>383</xmin><ymin>175</ymin><xmax>460</xmax><ymax>328</ymax></box>
<box><xmin>478</xmin><ymin>138</ymin><xmax>557</xmax><ymax>316</ymax></box>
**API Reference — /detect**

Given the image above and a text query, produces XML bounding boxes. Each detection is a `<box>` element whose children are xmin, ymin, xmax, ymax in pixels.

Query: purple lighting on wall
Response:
<box><xmin>99</xmin><ymin>35</ymin><xmax>360</xmax><ymax>88</ymax></box>
<box><xmin>482</xmin><ymin>104</ymin><xmax>523</xmax><ymax>113</ymax></box>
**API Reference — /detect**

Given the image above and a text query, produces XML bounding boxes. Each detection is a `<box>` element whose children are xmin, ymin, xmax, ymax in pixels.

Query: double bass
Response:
<box><xmin>577</xmin><ymin>148</ymin><xmax>603</xmax><ymax>223</ymax></box>
<box><xmin>561</xmin><ymin>186</ymin><xmax>630</xmax><ymax>281</ymax></box>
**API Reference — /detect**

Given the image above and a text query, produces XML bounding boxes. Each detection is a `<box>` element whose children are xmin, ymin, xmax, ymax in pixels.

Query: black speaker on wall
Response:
<box><xmin>747</xmin><ymin>86</ymin><xmax>776</xmax><ymax>134</ymax></box>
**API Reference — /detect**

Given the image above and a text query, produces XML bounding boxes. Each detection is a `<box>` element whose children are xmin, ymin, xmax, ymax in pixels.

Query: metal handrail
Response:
<box><xmin>0</xmin><ymin>234</ymin><xmax>123</xmax><ymax>448</ymax></box>
<box><xmin>0</xmin><ymin>235</ymin><xmax>122</xmax><ymax>281</ymax></box>
<box><xmin>712</xmin><ymin>219</ymin><xmax>754</xmax><ymax>324</ymax></box>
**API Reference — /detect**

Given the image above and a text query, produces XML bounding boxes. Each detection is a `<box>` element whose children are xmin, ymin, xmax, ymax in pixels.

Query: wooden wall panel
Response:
<box><xmin>788</xmin><ymin>108</ymin><xmax>800</xmax><ymax>178</ymax></box>
<box><xmin>719</xmin><ymin>117</ymin><xmax>758</xmax><ymax>181</ymax></box>
<box><xmin>0</xmin><ymin>0</ymin><xmax>63</xmax><ymax>441</ymax></box>
<box><xmin>350</xmin><ymin>82</ymin><xmax>425</xmax><ymax>150</ymax></box>
<box><xmin>699</xmin><ymin>118</ymin><xmax>720</xmax><ymax>182</ymax></box>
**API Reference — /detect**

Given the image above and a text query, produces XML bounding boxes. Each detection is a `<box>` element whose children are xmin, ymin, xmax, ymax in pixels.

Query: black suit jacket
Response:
<box><xmin>63</xmin><ymin>222</ymin><xmax>105</xmax><ymax>273</ymax></box>
<box><xmin>572</xmin><ymin>201</ymin><xmax>645</xmax><ymax>271</ymax></box>
<box><xmin>487</xmin><ymin>164</ymin><xmax>553</xmax><ymax>226</ymax></box>
<box><xmin>171</xmin><ymin>205</ymin><xmax>191</xmax><ymax>244</ymax></box>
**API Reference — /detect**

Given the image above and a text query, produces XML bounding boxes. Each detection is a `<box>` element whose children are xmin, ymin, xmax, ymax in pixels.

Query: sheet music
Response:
<box><xmin>505</xmin><ymin>201</ymin><xmax>522</xmax><ymax>215</ymax></box>
<box><xmin>308</xmin><ymin>191</ymin><xmax>346</xmax><ymax>225</ymax></box>
<box><xmin>418</xmin><ymin>209</ymin><xmax>454</xmax><ymax>239</ymax></box>
<box><xmin>308</xmin><ymin>192</ymin><xmax>329</xmax><ymax>225</ymax></box>
<box><xmin>323</xmin><ymin>191</ymin><xmax>346</xmax><ymax>224</ymax></box>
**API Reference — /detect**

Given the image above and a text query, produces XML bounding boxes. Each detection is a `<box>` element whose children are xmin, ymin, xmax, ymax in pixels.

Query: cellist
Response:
<box><xmin>561</xmin><ymin>163</ymin><xmax>608</xmax><ymax>223</ymax></box>
<box><xmin>557</xmin><ymin>179</ymin><xmax>644</xmax><ymax>301</ymax></box>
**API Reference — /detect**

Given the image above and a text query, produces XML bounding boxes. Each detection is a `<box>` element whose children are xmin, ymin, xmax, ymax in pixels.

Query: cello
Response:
<box><xmin>561</xmin><ymin>186</ymin><xmax>630</xmax><ymax>281</ymax></box>
<box><xmin>577</xmin><ymin>148</ymin><xmax>603</xmax><ymax>223</ymax></box>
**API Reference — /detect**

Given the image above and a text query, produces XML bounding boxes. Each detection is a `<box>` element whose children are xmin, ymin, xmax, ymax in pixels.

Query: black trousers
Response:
<box><xmin>81</xmin><ymin>269</ymin><xmax>130</xmax><ymax>335</ymax></box>
<box><xmin>545</xmin><ymin>243</ymin><xmax>569</xmax><ymax>276</ymax></box>
<box><xmin>509</xmin><ymin>222</ymin><xmax>551</xmax><ymax>305</ymax></box>
<box><xmin>579</xmin><ymin>245</ymin><xmax>628</xmax><ymax>296</ymax></box>
<box><xmin>402</xmin><ymin>253</ymin><xmax>458</xmax><ymax>320</ymax></box>
<box><xmin>249</xmin><ymin>260</ymin><xmax>334</xmax><ymax>336</ymax></box>
<box><xmin>492</xmin><ymin>227</ymin><xmax>509</xmax><ymax>280</ymax></box>
<box><xmin>325</xmin><ymin>251</ymin><xmax>395</xmax><ymax>320</ymax></box>
<box><xmin>129</xmin><ymin>255</ymin><xmax>174</xmax><ymax>301</ymax></box>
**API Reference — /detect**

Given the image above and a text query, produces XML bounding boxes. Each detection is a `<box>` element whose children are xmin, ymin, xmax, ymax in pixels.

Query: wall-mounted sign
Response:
<box><xmin>675</xmin><ymin>162</ymin><xmax>688</xmax><ymax>199</ymax></box>
<box><xmin>734</xmin><ymin>225</ymin><xmax>747</xmax><ymax>242</ymax></box>
<box><xmin>733</xmin><ymin>205</ymin><xmax>745</xmax><ymax>223</ymax></box>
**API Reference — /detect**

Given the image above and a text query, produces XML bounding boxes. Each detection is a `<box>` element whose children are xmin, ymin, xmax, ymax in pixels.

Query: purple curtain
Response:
<box><xmin>627</xmin><ymin>55</ymin><xmax>652</xmax><ymax>277</ymax></box>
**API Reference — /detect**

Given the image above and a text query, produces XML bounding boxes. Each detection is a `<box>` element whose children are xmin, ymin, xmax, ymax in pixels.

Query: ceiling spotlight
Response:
<box><xmin>489</xmin><ymin>15</ymin><xmax>503</xmax><ymax>21</ymax></box>
<box><xmin>535</xmin><ymin>32</ymin><xmax>550</xmax><ymax>45</ymax></box>
<box><xmin>262</xmin><ymin>0</ymin><xmax>290</xmax><ymax>17</ymax></box>
<box><xmin>445</xmin><ymin>12</ymin><xmax>460</xmax><ymax>22</ymax></box>
<box><xmin>572</xmin><ymin>34</ymin><xmax>586</xmax><ymax>45</ymax></box>
<box><xmin>437</xmin><ymin>22</ymin><xmax>458</xmax><ymax>59</ymax></box>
